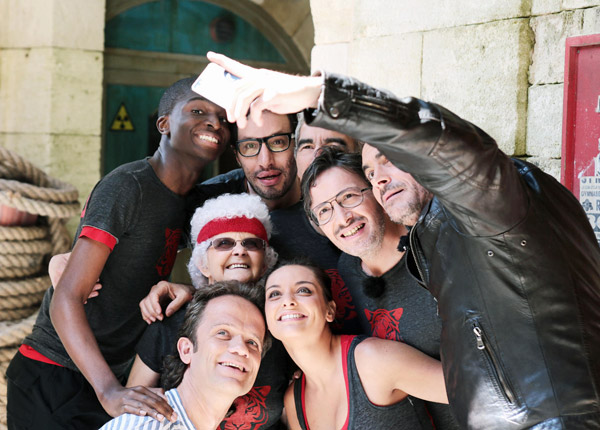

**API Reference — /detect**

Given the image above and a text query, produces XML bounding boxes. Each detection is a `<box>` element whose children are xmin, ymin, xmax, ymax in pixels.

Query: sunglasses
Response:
<box><xmin>209</xmin><ymin>237</ymin><xmax>266</xmax><ymax>251</ymax></box>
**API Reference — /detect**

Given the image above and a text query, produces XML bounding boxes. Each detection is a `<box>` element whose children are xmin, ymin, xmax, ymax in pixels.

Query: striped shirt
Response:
<box><xmin>100</xmin><ymin>389</ymin><xmax>196</xmax><ymax>430</ymax></box>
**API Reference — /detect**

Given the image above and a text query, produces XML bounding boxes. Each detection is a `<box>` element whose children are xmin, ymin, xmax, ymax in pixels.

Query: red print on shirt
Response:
<box><xmin>365</xmin><ymin>308</ymin><xmax>404</xmax><ymax>341</ymax></box>
<box><xmin>221</xmin><ymin>386</ymin><xmax>271</xmax><ymax>430</ymax></box>
<box><xmin>326</xmin><ymin>269</ymin><xmax>357</xmax><ymax>329</ymax></box>
<box><xmin>155</xmin><ymin>228</ymin><xmax>182</xmax><ymax>277</ymax></box>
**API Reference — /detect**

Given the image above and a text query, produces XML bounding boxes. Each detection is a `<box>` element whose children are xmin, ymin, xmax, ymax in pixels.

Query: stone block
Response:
<box><xmin>422</xmin><ymin>19</ymin><xmax>533</xmax><ymax>155</ymax></box>
<box><xmin>531</xmin><ymin>0</ymin><xmax>562</xmax><ymax>16</ymax></box>
<box><xmin>311</xmin><ymin>43</ymin><xmax>350</xmax><ymax>74</ymax></box>
<box><xmin>50</xmin><ymin>49</ymin><xmax>104</xmax><ymax>136</ymax></box>
<box><xmin>348</xmin><ymin>34</ymin><xmax>423</xmax><ymax>99</ymax></box>
<box><xmin>353</xmin><ymin>0</ymin><xmax>531</xmax><ymax>37</ymax></box>
<box><xmin>262</xmin><ymin>0</ymin><xmax>311</xmax><ymax>36</ymax></box>
<box><xmin>0</xmin><ymin>48</ymin><xmax>53</xmax><ymax>134</ymax></box>
<box><xmin>293</xmin><ymin>15</ymin><xmax>316</xmax><ymax>66</ymax></box>
<box><xmin>526</xmin><ymin>83</ymin><xmax>563</xmax><ymax>159</ymax></box>
<box><xmin>0</xmin><ymin>0</ymin><xmax>104</xmax><ymax>50</ymax></box>
<box><xmin>50</xmin><ymin>134</ymin><xmax>101</xmax><ymax>199</ymax></box>
<box><xmin>526</xmin><ymin>156</ymin><xmax>561</xmax><ymax>180</ymax></box>
<box><xmin>0</xmin><ymin>133</ymin><xmax>53</xmax><ymax>171</ymax></box>
<box><xmin>529</xmin><ymin>8</ymin><xmax>600</xmax><ymax>85</ymax></box>
<box><xmin>563</xmin><ymin>0</ymin><xmax>600</xmax><ymax>9</ymax></box>
<box><xmin>52</xmin><ymin>0</ymin><xmax>106</xmax><ymax>50</ymax></box>
<box><xmin>311</xmin><ymin>0</ymin><xmax>354</xmax><ymax>44</ymax></box>
<box><xmin>0</xmin><ymin>48</ymin><xmax>103</xmax><ymax>136</ymax></box>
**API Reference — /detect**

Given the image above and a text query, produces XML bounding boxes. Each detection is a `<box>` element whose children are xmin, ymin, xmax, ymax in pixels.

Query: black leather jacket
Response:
<box><xmin>307</xmin><ymin>73</ymin><xmax>600</xmax><ymax>429</ymax></box>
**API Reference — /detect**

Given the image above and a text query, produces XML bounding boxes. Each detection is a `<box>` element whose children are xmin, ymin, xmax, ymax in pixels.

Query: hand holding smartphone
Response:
<box><xmin>191</xmin><ymin>63</ymin><xmax>240</xmax><ymax>110</ymax></box>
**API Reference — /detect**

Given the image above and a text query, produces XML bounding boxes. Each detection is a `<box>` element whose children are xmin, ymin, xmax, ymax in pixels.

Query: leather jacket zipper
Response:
<box><xmin>472</xmin><ymin>323</ymin><xmax>516</xmax><ymax>405</ymax></box>
<box><xmin>351</xmin><ymin>95</ymin><xmax>393</xmax><ymax>113</ymax></box>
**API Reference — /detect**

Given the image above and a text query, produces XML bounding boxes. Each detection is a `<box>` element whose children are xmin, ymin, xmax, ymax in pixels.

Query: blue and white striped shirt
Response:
<box><xmin>100</xmin><ymin>389</ymin><xmax>196</xmax><ymax>430</ymax></box>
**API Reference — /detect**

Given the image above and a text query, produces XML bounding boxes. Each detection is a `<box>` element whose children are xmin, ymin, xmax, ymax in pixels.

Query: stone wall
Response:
<box><xmin>310</xmin><ymin>0</ymin><xmax>600</xmax><ymax>179</ymax></box>
<box><xmin>0</xmin><ymin>0</ymin><xmax>106</xmax><ymax>231</ymax></box>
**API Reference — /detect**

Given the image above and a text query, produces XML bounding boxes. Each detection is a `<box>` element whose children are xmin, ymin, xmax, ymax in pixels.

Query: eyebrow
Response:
<box><xmin>297</xmin><ymin>138</ymin><xmax>348</xmax><ymax>148</ymax></box>
<box><xmin>211</xmin><ymin>322</ymin><xmax>263</xmax><ymax>343</ymax></box>
<box><xmin>266</xmin><ymin>280</ymin><xmax>317</xmax><ymax>291</ymax></box>
<box><xmin>362</xmin><ymin>150</ymin><xmax>384</xmax><ymax>174</ymax></box>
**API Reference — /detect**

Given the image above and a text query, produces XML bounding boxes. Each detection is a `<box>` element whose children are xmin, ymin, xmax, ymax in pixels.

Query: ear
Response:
<box><xmin>197</xmin><ymin>259</ymin><xmax>212</xmax><ymax>279</ymax></box>
<box><xmin>177</xmin><ymin>337</ymin><xmax>193</xmax><ymax>364</ymax></box>
<box><xmin>235</xmin><ymin>152</ymin><xmax>241</xmax><ymax>167</ymax></box>
<box><xmin>157</xmin><ymin>115</ymin><xmax>170</xmax><ymax>135</ymax></box>
<box><xmin>326</xmin><ymin>300</ymin><xmax>337</xmax><ymax>323</ymax></box>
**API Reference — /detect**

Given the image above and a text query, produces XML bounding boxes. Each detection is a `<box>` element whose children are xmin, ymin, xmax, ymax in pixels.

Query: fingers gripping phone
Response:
<box><xmin>191</xmin><ymin>63</ymin><xmax>240</xmax><ymax>109</ymax></box>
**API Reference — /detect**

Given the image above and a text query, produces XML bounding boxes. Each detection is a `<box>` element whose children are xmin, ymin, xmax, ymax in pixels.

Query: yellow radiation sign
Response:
<box><xmin>110</xmin><ymin>103</ymin><xmax>134</xmax><ymax>131</ymax></box>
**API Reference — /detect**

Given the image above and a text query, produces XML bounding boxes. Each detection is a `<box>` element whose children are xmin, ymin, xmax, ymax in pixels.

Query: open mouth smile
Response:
<box><xmin>341</xmin><ymin>223</ymin><xmax>365</xmax><ymax>238</ymax></box>
<box><xmin>227</xmin><ymin>264</ymin><xmax>250</xmax><ymax>269</ymax></box>
<box><xmin>220</xmin><ymin>361</ymin><xmax>246</xmax><ymax>372</ymax></box>
<box><xmin>278</xmin><ymin>313</ymin><xmax>306</xmax><ymax>322</ymax></box>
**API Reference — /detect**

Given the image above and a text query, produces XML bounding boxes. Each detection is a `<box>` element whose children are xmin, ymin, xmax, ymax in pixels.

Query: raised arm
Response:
<box><xmin>49</xmin><ymin>237</ymin><xmax>176</xmax><ymax>422</ymax></box>
<box><xmin>354</xmin><ymin>337</ymin><xmax>448</xmax><ymax>405</ymax></box>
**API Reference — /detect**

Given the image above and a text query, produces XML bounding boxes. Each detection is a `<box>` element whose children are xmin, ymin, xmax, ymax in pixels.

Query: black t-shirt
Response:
<box><xmin>338</xmin><ymin>252</ymin><xmax>460</xmax><ymax>430</ymax></box>
<box><xmin>25</xmin><ymin>159</ymin><xmax>187</xmax><ymax>373</ymax></box>
<box><xmin>136</xmin><ymin>305</ymin><xmax>293</xmax><ymax>430</ymax></box>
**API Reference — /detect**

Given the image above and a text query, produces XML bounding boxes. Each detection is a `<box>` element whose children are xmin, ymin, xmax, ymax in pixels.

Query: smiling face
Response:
<box><xmin>295</xmin><ymin>124</ymin><xmax>358</xmax><ymax>181</ymax></box>
<box><xmin>264</xmin><ymin>265</ymin><xmax>335</xmax><ymax>341</ymax></box>
<box><xmin>308</xmin><ymin>167</ymin><xmax>386</xmax><ymax>260</ymax></box>
<box><xmin>178</xmin><ymin>295</ymin><xmax>265</xmax><ymax>396</ymax></box>
<box><xmin>236</xmin><ymin>112</ymin><xmax>298</xmax><ymax>201</ymax></box>
<box><xmin>161</xmin><ymin>92</ymin><xmax>231</xmax><ymax>163</ymax></box>
<box><xmin>199</xmin><ymin>232</ymin><xmax>267</xmax><ymax>284</ymax></box>
<box><xmin>361</xmin><ymin>144</ymin><xmax>432</xmax><ymax>226</ymax></box>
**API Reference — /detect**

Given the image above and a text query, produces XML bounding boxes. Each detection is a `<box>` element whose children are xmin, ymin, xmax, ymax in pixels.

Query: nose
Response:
<box><xmin>228</xmin><ymin>334</ymin><xmax>249</xmax><ymax>357</ymax></box>
<box><xmin>282</xmin><ymin>292</ymin><xmax>297</xmax><ymax>308</ymax></box>
<box><xmin>331</xmin><ymin>200</ymin><xmax>353</xmax><ymax>225</ymax></box>
<box><xmin>231</xmin><ymin>241</ymin><xmax>248</xmax><ymax>256</ymax></box>
<box><xmin>374</xmin><ymin>165</ymin><xmax>390</xmax><ymax>188</ymax></box>
<box><xmin>257</xmin><ymin>141</ymin><xmax>275</xmax><ymax>167</ymax></box>
<box><xmin>203</xmin><ymin>112</ymin><xmax>222</xmax><ymax>130</ymax></box>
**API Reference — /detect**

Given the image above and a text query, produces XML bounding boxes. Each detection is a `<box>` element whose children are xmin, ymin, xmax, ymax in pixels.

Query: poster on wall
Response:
<box><xmin>580</xmin><ymin>174</ymin><xmax>600</xmax><ymax>243</ymax></box>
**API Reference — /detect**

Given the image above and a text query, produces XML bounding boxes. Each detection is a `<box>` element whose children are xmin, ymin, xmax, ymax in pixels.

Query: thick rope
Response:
<box><xmin>0</xmin><ymin>276</ymin><xmax>49</xmax><ymax>297</ymax></box>
<box><xmin>0</xmin><ymin>312</ymin><xmax>38</xmax><ymax>348</ymax></box>
<box><xmin>0</xmin><ymin>266</ymin><xmax>40</xmax><ymax>279</ymax></box>
<box><xmin>0</xmin><ymin>240</ymin><xmax>52</xmax><ymax>255</ymax></box>
<box><xmin>0</xmin><ymin>225</ymin><xmax>48</xmax><ymax>241</ymax></box>
<box><xmin>0</xmin><ymin>192</ymin><xmax>79</xmax><ymax>218</ymax></box>
<box><xmin>0</xmin><ymin>307</ymin><xmax>39</xmax><ymax>323</ymax></box>
<box><xmin>0</xmin><ymin>254</ymin><xmax>43</xmax><ymax>269</ymax></box>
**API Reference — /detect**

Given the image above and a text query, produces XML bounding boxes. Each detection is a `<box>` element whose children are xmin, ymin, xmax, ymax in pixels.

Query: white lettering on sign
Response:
<box><xmin>580</xmin><ymin>176</ymin><xmax>600</xmax><ymax>244</ymax></box>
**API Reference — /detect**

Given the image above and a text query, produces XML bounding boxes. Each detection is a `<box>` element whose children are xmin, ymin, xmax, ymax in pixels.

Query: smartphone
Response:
<box><xmin>191</xmin><ymin>63</ymin><xmax>240</xmax><ymax>109</ymax></box>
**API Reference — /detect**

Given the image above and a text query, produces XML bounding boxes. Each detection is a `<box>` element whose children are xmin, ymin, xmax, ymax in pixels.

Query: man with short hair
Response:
<box><xmin>208</xmin><ymin>51</ymin><xmax>600</xmax><ymax>429</ymax></box>
<box><xmin>302</xmin><ymin>148</ymin><xmax>458</xmax><ymax>429</ymax></box>
<box><xmin>101</xmin><ymin>281</ymin><xmax>268</xmax><ymax>430</ymax></box>
<box><xmin>294</xmin><ymin>114</ymin><xmax>361</xmax><ymax>181</ymax></box>
<box><xmin>7</xmin><ymin>77</ymin><xmax>232</xmax><ymax>429</ymax></box>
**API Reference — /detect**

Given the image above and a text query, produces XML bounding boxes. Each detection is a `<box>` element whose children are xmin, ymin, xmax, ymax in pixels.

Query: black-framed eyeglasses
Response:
<box><xmin>310</xmin><ymin>187</ymin><xmax>372</xmax><ymax>226</ymax></box>
<box><xmin>235</xmin><ymin>132</ymin><xmax>294</xmax><ymax>157</ymax></box>
<box><xmin>209</xmin><ymin>237</ymin><xmax>266</xmax><ymax>252</ymax></box>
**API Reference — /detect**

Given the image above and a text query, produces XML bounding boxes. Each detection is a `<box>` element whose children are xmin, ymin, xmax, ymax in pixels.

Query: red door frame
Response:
<box><xmin>561</xmin><ymin>33</ymin><xmax>600</xmax><ymax>191</ymax></box>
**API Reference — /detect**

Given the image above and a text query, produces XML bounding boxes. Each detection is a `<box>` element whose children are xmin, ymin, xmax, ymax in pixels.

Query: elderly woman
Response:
<box><xmin>264</xmin><ymin>260</ymin><xmax>448</xmax><ymax>430</ymax></box>
<box><xmin>128</xmin><ymin>193</ymin><xmax>292</xmax><ymax>430</ymax></box>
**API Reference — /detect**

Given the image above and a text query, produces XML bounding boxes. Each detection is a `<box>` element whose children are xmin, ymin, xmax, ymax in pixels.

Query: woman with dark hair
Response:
<box><xmin>264</xmin><ymin>261</ymin><xmax>448</xmax><ymax>430</ymax></box>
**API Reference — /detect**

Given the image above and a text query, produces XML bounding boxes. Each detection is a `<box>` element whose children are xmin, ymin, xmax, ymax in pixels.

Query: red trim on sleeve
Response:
<box><xmin>339</xmin><ymin>335</ymin><xmax>354</xmax><ymax>430</ymax></box>
<box><xmin>79</xmin><ymin>226</ymin><xmax>117</xmax><ymax>251</ymax></box>
<box><xmin>19</xmin><ymin>344</ymin><xmax>63</xmax><ymax>367</ymax></box>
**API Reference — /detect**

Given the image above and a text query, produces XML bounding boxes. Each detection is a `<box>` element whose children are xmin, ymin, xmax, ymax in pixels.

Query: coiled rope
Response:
<box><xmin>0</xmin><ymin>147</ymin><xmax>80</xmax><ymax>428</ymax></box>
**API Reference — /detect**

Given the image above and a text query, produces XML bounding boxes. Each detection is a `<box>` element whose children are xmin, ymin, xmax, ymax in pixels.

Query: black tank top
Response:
<box><xmin>294</xmin><ymin>335</ymin><xmax>434</xmax><ymax>429</ymax></box>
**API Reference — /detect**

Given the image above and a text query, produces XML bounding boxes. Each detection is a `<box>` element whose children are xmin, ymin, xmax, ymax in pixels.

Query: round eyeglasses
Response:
<box><xmin>310</xmin><ymin>187</ymin><xmax>372</xmax><ymax>226</ymax></box>
<box><xmin>235</xmin><ymin>132</ymin><xmax>294</xmax><ymax>157</ymax></box>
<box><xmin>208</xmin><ymin>237</ymin><xmax>266</xmax><ymax>251</ymax></box>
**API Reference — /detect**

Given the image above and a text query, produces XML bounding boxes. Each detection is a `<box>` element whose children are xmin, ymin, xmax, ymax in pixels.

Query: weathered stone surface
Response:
<box><xmin>0</xmin><ymin>49</ymin><xmax>54</xmax><ymax>134</ymax></box>
<box><xmin>262</xmin><ymin>0</ymin><xmax>311</xmax><ymax>36</ymax></box>
<box><xmin>310</xmin><ymin>0</ymin><xmax>354</xmax><ymax>44</ymax></box>
<box><xmin>293</xmin><ymin>15</ymin><xmax>316</xmax><ymax>66</ymax></box>
<box><xmin>0</xmin><ymin>48</ymin><xmax>103</xmax><ymax>136</ymax></box>
<box><xmin>563</xmin><ymin>0</ymin><xmax>600</xmax><ymax>10</ymax></box>
<box><xmin>311</xmin><ymin>43</ymin><xmax>350</xmax><ymax>74</ymax></box>
<box><xmin>0</xmin><ymin>133</ymin><xmax>53</xmax><ymax>172</ymax></box>
<box><xmin>531</xmin><ymin>0</ymin><xmax>562</xmax><ymax>16</ymax></box>
<box><xmin>50</xmin><ymin>135</ymin><xmax>101</xmax><ymax>198</ymax></box>
<box><xmin>526</xmin><ymin>83</ymin><xmax>563</xmax><ymax>159</ymax></box>
<box><xmin>348</xmin><ymin>34</ymin><xmax>423</xmax><ymax>99</ymax></box>
<box><xmin>526</xmin><ymin>156</ymin><xmax>561</xmax><ymax>180</ymax></box>
<box><xmin>530</xmin><ymin>8</ymin><xmax>600</xmax><ymax>85</ymax></box>
<box><xmin>50</xmin><ymin>49</ymin><xmax>103</xmax><ymax>136</ymax></box>
<box><xmin>0</xmin><ymin>0</ymin><xmax>105</xmax><ymax>50</ymax></box>
<box><xmin>422</xmin><ymin>19</ymin><xmax>533</xmax><ymax>155</ymax></box>
<box><xmin>353</xmin><ymin>0</ymin><xmax>531</xmax><ymax>37</ymax></box>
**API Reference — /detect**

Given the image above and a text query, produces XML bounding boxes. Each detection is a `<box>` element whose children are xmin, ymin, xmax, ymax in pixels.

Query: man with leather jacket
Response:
<box><xmin>208</xmin><ymin>52</ymin><xmax>600</xmax><ymax>430</ymax></box>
